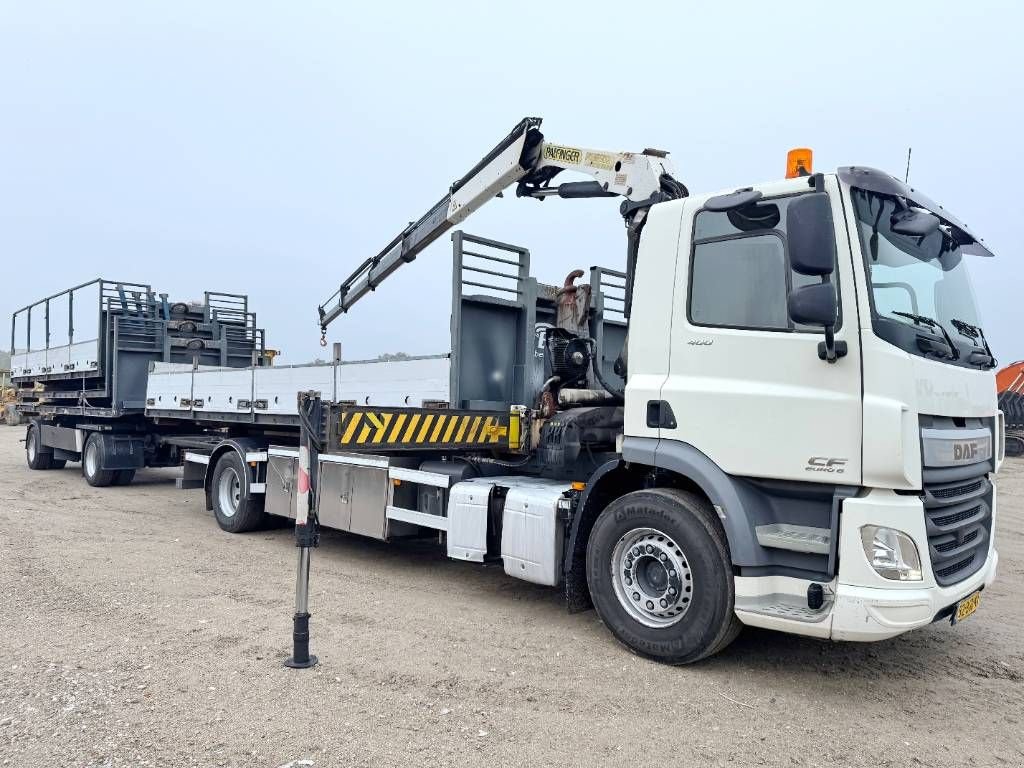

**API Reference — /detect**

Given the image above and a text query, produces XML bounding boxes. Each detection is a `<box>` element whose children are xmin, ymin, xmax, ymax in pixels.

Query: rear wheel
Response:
<box><xmin>587</xmin><ymin>488</ymin><xmax>742</xmax><ymax>664</ymax></box>
<box><xmin>82</xmin><ymin>433</ymin><xmax>115</xmax><ymax>487</ymax></box>
<box><xmin>26</xmin><ymin>425</ymin><xmax>53</xmax><ymax>470</ymax></box>
<box><xmin>210</xmin><ymin>451</ymin><xmax>264</xmax><ymax>533</ymax></box>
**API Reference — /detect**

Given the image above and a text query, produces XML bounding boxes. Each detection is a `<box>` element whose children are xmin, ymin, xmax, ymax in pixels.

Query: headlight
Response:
<box><xmin>860</xmin><ymin>526</ymin><xmax>922</xmax><ymax>581</ymax></box>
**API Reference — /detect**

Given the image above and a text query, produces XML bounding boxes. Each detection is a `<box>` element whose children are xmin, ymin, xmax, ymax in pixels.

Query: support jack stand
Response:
<box><xmin>284</xmin><ymin>550</ymin><xmax>317</xmax><ymax>669</ymax></box>
<box><xmin>284</xmin><ymin>391</ymin><xmax>323</xmax><ymax>670</ymax></box>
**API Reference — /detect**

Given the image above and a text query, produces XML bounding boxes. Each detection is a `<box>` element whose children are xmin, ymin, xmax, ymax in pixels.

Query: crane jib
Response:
<box><xmin>317</xmin><ymin>115</ymin><xmax>681</xmax><ymax>330</ymax></box>
<box><xmin>317</xmin><ymin>117</ymin><xmax>545</xmax><ymax>330</ymax></box>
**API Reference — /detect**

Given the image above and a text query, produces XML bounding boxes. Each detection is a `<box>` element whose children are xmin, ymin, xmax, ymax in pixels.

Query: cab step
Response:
<box><xmin>755</xmin><ymin>524</ymin><xmax>831</xmax><ymax>554</ymax></box>
<box><xmin>735</xmin><ymin>593</ymin><xmax>832</xmax><ymax>624</ymax></box>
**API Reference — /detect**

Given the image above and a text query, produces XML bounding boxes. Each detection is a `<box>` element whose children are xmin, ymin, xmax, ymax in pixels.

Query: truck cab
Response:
<box><xmin>611</xmin><ymin>167</ymin><xmax>1000</xmax><ymax>649</ymax></box>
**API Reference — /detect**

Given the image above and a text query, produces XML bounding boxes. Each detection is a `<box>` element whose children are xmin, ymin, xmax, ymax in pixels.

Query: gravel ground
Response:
<box><xmin>1</xmin><ymin>426</ymin><xmax>1022</xmax><ymax>768</ymax></box>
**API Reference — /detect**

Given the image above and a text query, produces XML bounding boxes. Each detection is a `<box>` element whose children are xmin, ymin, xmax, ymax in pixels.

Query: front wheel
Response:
<box><xmin>586</xmin><ymin>488</ymin><xmax>742</xmax><ymax>664</ymax></box>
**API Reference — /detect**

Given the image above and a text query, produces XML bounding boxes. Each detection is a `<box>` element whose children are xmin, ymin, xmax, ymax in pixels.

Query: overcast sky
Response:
<box><xmin>2</xmin><ymin>1</ymin><xmax>1022</xmax><ymax>365</ymax></box>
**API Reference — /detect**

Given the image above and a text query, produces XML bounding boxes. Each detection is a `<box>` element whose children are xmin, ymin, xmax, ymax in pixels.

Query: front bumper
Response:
<box><xmin>734</xmin><ymin>486</ymin><xmax>999</xmax><ymax>641</ymax></box>
<box><xmin>831</xmin><ymin>547</ymin><xmax>998</xmax><ymax>641</ymax></box>
<box><xmin>831</xmin><ymin>486</ymin><xmax>998</xmax><ymax>640</ymax></box>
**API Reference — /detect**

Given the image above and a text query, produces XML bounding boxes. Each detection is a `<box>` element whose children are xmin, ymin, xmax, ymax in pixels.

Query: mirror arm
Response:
<box><xmin>819</xmin><ymin>325</ymin><xmax>835</xmax><ymax>363</ymax></box>
<box><xmin>817</xmin><ymin>325</ymin><xmax>848</xmax><ymax>363</ymax></box>
<box><xmin>815</xmin><ymin>272</ymin><xmax>847</xmax><ymax>364</ymax></box>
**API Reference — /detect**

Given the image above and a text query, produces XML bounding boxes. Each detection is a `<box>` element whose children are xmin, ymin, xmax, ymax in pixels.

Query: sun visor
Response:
<box><xmin>837</xmin><ymin>166</ymin><xmax>995</xmax><ymax>258</ymax></box>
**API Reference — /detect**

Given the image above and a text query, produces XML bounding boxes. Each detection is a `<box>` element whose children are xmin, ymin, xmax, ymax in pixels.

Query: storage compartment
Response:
<box><xmin>447</xmin><ymin>481</ymin><xmax>492</xmax><ymax>562</ymax></box>
<box><xmin>265</xmin><ymin>450</ymin><xmax>298</xmax><ymax>519</ymax></box>
<box><xmin>493</xmin><ymin>477</ymin><xmax>572</xmax><ymax>586</ymax></box>
<box><xmin>316</xmin><ymin>455</ymin><xmax>393</xmax><ymax>540</ymax></box>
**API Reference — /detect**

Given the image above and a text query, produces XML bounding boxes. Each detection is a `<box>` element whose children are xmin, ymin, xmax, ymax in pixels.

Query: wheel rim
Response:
<box><xmin>217</xmin><ymin>467</ymin><xmax>242</xmax><ymax>518</ymax></box>
<box><xmin>610</xmin><ymin>527</ymin><xmax>693</xmax><ymax>628</ymax></box>
<box><xmin>28</xmin><ymin>431</ymin><xmax>37</xmax><ymax>463</ymax></box>
<box><xmin>85</xmin><ymin>441</ymin><xmax>99</xmax><ymax>477</ymax></box>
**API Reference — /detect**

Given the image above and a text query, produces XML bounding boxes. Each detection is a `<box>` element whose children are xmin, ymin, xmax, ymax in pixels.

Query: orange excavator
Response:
<box><xmin>998</xmin><ymin>361</ymin><xmax>1024</xmax><ymax>457</ymax></box>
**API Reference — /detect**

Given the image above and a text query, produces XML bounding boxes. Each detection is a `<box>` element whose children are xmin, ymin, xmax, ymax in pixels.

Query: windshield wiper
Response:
<box><xmin>951</xmin><ymin>318</ymin><xmax>997</xmax><ymax>368</ymax></box>
<box><xmin>891</xmin><ymin>311</ymin><xmax>960</xmax><ymax>360</ymax></box>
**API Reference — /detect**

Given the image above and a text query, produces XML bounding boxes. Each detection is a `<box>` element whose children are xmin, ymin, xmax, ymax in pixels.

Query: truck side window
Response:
<box><xmin>690</xmin><ymin>235</ymin><xmax>788</xmax><ymax>329</ymax></box>
<box><xmin>688</xmin><ymin>195</ymin><xmax>838</xmax><ymax>332</ymax></box>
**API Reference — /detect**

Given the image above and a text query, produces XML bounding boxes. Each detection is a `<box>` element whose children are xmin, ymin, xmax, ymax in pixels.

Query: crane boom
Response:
<box><xmin>318</xmin><ymin>117</ymin><xmax>687</xmax><ymax>331</ymax></box>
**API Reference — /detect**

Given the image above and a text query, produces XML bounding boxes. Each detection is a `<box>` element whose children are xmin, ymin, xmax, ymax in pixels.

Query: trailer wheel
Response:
<box><xmin>26</xmin><ymin>425</ymin><xmax>54</xmax><ymax>470</ymax></box>
<box><xmin>586</xmin><ymin>488</ymin><xmax>742</xmax><ymax>665</ymax></box>
<box><xmin>113</xmin><ymin>469</ymin><xmax>136</xmax><ymax>486</ymax></box>
<box><xmin>82</xmin><ymin>433</ymin><xmax>116</xmax><ymax>487</ymax></box>
<box><xmin>210</xmin><ymin>451</ymin><xmax>264</xmax><ymax>533</ymax></box>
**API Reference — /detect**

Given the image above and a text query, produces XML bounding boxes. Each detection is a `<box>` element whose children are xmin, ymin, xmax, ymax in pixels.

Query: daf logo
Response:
<box><xmin>953</xmin><ymin>442</ymin><xmax>979</xmax><ymax>461</ymax></box>
<box><xmin>806</xmin><ymin>457</ymin><xmax>847</xmax><ymax>474</ymax></box>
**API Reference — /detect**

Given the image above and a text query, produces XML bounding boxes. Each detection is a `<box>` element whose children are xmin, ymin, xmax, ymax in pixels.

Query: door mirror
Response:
<box><xmin>788</xmin><ymin>282</ymin><xmax>838</xmax><ymax>327</ymax></box>
<box><xmin>787</xmin><ymin>193</ymin><xmax>845</xmax><ymax>362</ymax></box>
<box><xmin>788</xmin><ymin>282</ymin><xmax>846</xmax><ymax>363</ymax></box>
<box><xmin>787</xmin><ymin>193</ymin><xmax>837</xmax><ymax>276</ymax></box>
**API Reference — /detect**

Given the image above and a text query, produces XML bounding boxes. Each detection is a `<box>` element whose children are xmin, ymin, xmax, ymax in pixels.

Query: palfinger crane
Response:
<box><xmin>317</xmin><ymin>117</ymin><xmax>687</xmax><ymax>334</ymax></box>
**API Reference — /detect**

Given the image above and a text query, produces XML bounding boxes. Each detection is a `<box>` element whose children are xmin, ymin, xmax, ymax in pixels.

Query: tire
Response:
<box><xmin>210</xmin><ymin>451</ymin><xmax>264</xmax><ymax>533</ymax></box>
<box><xmin>26</xmin><ymin>425</ymin><xmax>54</xmax><ymax>470</ymax></box>
<box><xmin>586</xmin><ymin>488</ymin><xmax>742</xmax><ymax>665</ymax></box>
<box><xmin>82</xmin><ymin>433</ymin><xmax>116</xmax><ymax>487</ymax></box>
<box><xmin>1007</xmin><ymin>436</ymin><xmax>1024</xmax><ymax>458</ymax></box>
<box><xmin>113</xmin><ymin>469</ymin><xmax>136</xmax><ymax>485</ymax></box>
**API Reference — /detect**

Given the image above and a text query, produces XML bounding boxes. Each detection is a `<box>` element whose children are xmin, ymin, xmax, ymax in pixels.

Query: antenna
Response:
<box><xmin>905</xmin><ymin>147</ymin><xmax>912</xmax><ymax>184</ymax></box>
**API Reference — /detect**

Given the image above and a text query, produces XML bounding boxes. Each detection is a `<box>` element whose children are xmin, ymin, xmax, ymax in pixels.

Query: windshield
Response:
<box><xmin>851</xmin><ymin>188</ymin><xmax>990</xmax><ymax>366</ymax></box>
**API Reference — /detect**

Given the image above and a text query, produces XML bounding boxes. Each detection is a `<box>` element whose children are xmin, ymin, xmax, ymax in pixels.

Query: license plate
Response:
<box><xmin>953</xmin><ymin>591</ymin><xmax>981</xmax><ymax>624</ymax></box>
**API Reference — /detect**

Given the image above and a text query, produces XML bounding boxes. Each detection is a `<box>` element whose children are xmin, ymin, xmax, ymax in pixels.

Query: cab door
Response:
<box><xmin>662</xmin><ymin>176</ymin><xmax>862</xmax><ymax>484</ymax></box>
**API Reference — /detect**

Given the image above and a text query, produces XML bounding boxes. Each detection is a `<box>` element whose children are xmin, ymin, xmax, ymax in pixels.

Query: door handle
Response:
<box><xmin>646</xmin><ymin>400</ymin><xmax>677</xmax><ymax>429</ymax></box>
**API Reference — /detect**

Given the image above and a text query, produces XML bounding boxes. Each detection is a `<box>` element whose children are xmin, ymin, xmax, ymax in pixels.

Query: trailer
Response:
<box><xmin>15</xmin><ymin>117</ymin><xmax>1004</xmax><ymax>664</ymax></box>
<box><xmin>12</xmin><ymin>280</ymin><xmax>270</xmax><ymax>479</ymax></box>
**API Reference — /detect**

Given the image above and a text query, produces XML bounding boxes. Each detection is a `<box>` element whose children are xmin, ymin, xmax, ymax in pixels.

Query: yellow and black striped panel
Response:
<box><xmin>333</xmin><ymin>407</ymin><xmax>519</xmax><ymax>452</ymax></box>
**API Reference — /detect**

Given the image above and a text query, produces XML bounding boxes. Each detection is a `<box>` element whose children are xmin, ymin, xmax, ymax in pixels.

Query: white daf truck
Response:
<box><xmin>16</xmin><ymin>118</ymin><xmax>1003</xmax><ymax>664</ymax></box>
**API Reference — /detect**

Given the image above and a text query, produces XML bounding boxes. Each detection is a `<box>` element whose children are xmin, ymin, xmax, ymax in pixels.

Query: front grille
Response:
<box><xmin>935</xmin><ymin>555</ymin><xmax>976</xmax><ymax>580</ymax></box>
<box><xmin>934</xmin><ymin>529</ymin><xmax>979</xmax><ymax>553</ymax></box>
<box><xmin>932</xmin><ymin>505</ymin><xmax>982</xmax><ymax>528</ymax></box>
<box><xmin>931</xmin><ymin>479</ymin><xmax>983</xmax><ymax>500</ymax></box>
<box><xmin>920</xmin><ymin>419</ymin><xmax>993</xmax><ymax>587</ymax></box>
